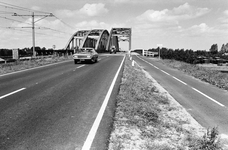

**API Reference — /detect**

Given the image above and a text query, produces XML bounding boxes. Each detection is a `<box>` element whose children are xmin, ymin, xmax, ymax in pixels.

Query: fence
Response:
<box><xmin>142</xmin><ymin>50</ymin><xmax>158</xmax><ymax>57</ymax></box>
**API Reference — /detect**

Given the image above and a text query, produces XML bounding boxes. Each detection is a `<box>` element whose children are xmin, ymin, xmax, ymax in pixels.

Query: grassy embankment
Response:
<box><xmin>0</xmin><ymin>56</ymin><xmax>71</xmax><ymax>75</ymax></box>
<box><xmin>108</xmin><ymin>56</ymin><xmax>224</xmax><ymax>150</ymax></box>
<box><xmin>162</xmin><ymin>59</ymin><xmax>228</xmax><ymax>91</ymax></box>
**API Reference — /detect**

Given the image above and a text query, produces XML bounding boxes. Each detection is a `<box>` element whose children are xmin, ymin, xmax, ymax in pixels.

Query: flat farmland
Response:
<box><xmin>198</xmin><ymin>63</ymin><xmax>228</xmax><ymax>72</ymax></box>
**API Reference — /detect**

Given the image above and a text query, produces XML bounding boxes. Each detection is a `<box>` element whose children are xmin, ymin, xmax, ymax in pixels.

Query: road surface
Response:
<box><xmin>133</xmin><ymin>55</ymin><xmax>228</xmax><ymax>136</ymax></box>
<box><xmin>0</xmin><ymin>54</ymin><xmax>125</xmax><ymax>150</ymax></box>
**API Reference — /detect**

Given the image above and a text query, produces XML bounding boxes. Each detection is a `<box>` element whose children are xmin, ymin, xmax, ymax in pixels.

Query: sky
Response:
<box><xmin>0</xmin><ymin>0</ymin><xmax>228</xmax><ymax>51</ymax></box>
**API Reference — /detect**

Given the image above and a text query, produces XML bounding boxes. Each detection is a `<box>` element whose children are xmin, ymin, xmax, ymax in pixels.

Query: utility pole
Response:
<box><xmin>129</xmin><ymin>28</ymin><xmax>132</xmax><ymax>51</ymax></box>
<box><xmin>13</xmin><ymin>12</ymin><xmax>53</xmax><ymax>57</ymax></box>
<box><xmin>157</xmin><ymin>44</ymin><xmax>163</xmax><ymax>60</ymax></box>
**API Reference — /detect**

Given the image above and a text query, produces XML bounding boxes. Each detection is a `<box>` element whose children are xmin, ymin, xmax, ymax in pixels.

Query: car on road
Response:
<box><xmin>110</xmin><ymin>46</ymin><xmax>116</xmax><ymax>54</ymax></box>
<box><xmin>73</xmin><ymin>48</ymin><xmax>98</xmax><ymax>64</ymax></box>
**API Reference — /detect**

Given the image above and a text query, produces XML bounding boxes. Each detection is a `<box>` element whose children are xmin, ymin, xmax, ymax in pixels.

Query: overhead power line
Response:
<box><xmin>0</xmin><ymin>1</ymin><xmax>51</xmax><ymax>14</ymax></box>
<box><xmin>0</xmin><ymin>1</ymin><xmax>76</xmax><ymax>49</ymax></box>
<box><xmin>0</xmin><ymin>15</ymin><xmax>31</xmax><ymax>25</ymax></box>
<box><xmin>53</xmin><ymin>15</ymin><xmax>75</xmax><ymax>30</ymax></box>
<box><xmin>0</xmin><ymin>10</ymin><xmax>15</xmax><ymax>14</ymax></box>
<box><xmin>0</xmin><ymin>15</ymin><xmax>72</xmax><ymax>35</ymax></box>
<box><xmin>38</xmin><ymin>26</ymin><xmax>72</xmax><ymax>35</ymax></box>
<box><xmin>1</xmin><ymin>26</ymin><xmax>69</xmax><ymax>39</ymax></box>
<box><xmin>12</xmin><ymin>12</ymin><xmax>54</xmax><ymax>57</ymax></box>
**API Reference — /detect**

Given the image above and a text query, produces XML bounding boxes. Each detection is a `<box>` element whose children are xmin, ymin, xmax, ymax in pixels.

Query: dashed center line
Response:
<box><xmin>192</xmin><ymin>87</ymin><xmax>225</xmax><ymax>107</ymax></box>
<box><xmin>135</xmin><ymin>55</ymin><xmax>225</xmax><ymax>107</ymax></box>
<box><xmin>77</xmin><ymin>65</ymin><xmax>85</xmax><ymax>69</ymax></box>
<box><xmin>73</xmin><ymin>65</ymin><xmax>85</xmax><ymax>71</ymax></box>
<box><xmin>0</xmin><ymin>88</ymin><xmax>26</xmax><ymax>100</ymax></box>
<box><xmin>172</xmin><ymin>76</ymin><xmax>187</xmax><ymax>85</ymax></box>
<box><xmin>160</xmin><ymin>70</ymin><xmax>170</xmax><ymax>76</ymax></box>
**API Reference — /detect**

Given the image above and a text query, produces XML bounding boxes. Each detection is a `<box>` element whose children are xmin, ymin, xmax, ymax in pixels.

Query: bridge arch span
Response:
<box><xmin>82</xmin><ymin>29</ymin><xmax>109</xmax><ymax>53</ymax></box>
<box><xmin>64</xmin><ymin>30</ymin><xmax>90</xmax><ymax>53</ymax></box>
<box><xmin>95</xmin><ymin>30</ymin><xmax>109</xmax><ymax>53</ymax></box>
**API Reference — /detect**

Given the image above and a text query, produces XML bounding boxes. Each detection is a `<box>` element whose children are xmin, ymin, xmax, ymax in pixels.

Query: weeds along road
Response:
<box><xmin>0</xmin><ymin>54</ymin><xmax>125</xmax><ymax>150</ymax></box>
<box><xmin>133</xmin><ymin>55</ymin><xmax>228</xmax><ymax>136</ymax></box>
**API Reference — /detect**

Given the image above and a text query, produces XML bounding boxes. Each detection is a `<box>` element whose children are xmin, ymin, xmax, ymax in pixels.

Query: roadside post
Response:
<box><xmin>132</xmin><ymin>60</ymin><xmax>135</xmax><ymax>66</ymax></box>
<box><xmin>13</xmin><ymin>49</ymin><xmax>19</xmax><ymax>60</ymax></box>
<box><xmin>157</xmin><ymin>44</ymin><xmax>163</xmax><ymax>60</ymax></box>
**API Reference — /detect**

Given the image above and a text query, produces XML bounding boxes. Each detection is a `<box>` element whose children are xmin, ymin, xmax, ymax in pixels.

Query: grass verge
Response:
<box><xmin>108</xmin><ymin>56</ymin><xmax>224</xmax><ymax>150</ymax></box>
<box><xmin>0</xmin><ymin>56</ymin><xmax>71</xmax><ymax>75</ymax></box>
<box><xmin>162</xmin><ymin>59</ymin><xmax>228</xmax><ymax>91</ymax></box>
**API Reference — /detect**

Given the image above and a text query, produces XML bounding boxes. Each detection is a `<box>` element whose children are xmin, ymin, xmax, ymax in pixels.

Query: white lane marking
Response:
<box><xmin>136</xmin><ymin>55</ymin><xmax>225</xmax><ymax>107</ymax></box>
<box><xmin>192</xmin><ymin>87</ymin><xmax>225</xmax><ymax>107</ymax></box>
<box><xmin>136</xmin><ymin>55</ymin><xmax>156</xmax><ymax>67</ymax></box>
<box><xmin>161</xmin><ymin>70</ymin><xmax>170</xmax><ymax>76</ymax></box>
<box><xmin>153</xmin><ymin>66</ymin><xmax>159</xmax><ymax>69</ymax></box>
<box><xmin>81</xmin><ymin>55</ymin><xmax>125</xmax><ymax>150</ymax></box>
<box><xmin>172</xmin><ymin>76</ymin><xmax>187</xmax><ymax>85</ymax></box>
<box><xmin>77</xmin><ymin>65</ymin><xmax>85</xmax><ymax>69</ymax></box>
<box><xmin>0</xmin><ymin>60</ymin><xmax>72</xmax><ymax>77</ymax></box>
<box><xmin>0</xmin><ymin>88</ymin><xmax>26</xmax><ymax>100</ymax></box>
<box><xmin>73</xmin><ymin>65</ymin><xmax>85</xmax><ymax>71</ymax></box>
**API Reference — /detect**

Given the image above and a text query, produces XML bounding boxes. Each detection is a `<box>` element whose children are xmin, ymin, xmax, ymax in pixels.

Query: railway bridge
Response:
<box><xmin>65</xmin><ymin>28</ymin><xmax>131</xmax><ymax>53</ymax></box>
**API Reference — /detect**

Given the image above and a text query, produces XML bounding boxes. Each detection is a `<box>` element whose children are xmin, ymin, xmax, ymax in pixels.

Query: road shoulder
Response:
<box><xmin>108</xmin><ymin>56</ymin><xmax>228</xmax><ymax>149</ymax></box>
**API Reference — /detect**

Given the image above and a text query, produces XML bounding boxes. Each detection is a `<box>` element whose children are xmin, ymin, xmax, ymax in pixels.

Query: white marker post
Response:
<box><xmin>132</xmin><ymin>60</ymin><xmax>135</xmax><ymax>66</ymax></box>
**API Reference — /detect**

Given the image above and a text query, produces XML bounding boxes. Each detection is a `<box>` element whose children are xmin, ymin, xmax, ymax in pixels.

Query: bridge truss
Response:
<box><xmin>65</xmin><ymin>28</ymin><xmax>131</xmax><ymax>53</ymax></box>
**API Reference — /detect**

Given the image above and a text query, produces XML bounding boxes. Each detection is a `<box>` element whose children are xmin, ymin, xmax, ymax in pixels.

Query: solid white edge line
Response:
<box><xmin>0</xmin><ymin>88</ymin><xmax>26</xmax><ymax>99</ymax></box>
<box><xmin>172</xmin><ymin>76</ymin><xmax>187</xmax><ymax>85</ymax></box>
<box><xmin>0</xmin><ymin>60</ymin><xmax>72</xmax><ymax>77</ymax></box>
<box><xmin>81</xmin><ymin>55</ymin><xmax>125</xmax><ymax>150</ymax></box>
<box><xmin>192</xmin><ymin>87</ymin><xmax>225</xmax><ymax>107</ymax></box>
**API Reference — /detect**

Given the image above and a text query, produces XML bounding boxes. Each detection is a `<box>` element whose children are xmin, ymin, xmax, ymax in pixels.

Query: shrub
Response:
<box><xmin>189</xmin><ymin>127</ymin><xmax>222</xmax><ymax>150</ymax></box>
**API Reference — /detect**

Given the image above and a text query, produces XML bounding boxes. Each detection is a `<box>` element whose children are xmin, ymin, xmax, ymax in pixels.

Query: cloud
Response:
<box><xmin>79</xmin><ymin>3</ymin><xmax>108</xmax><ymax>17</ymax></box>
<box><xmin>218</xmin><ymin>10</ymin><xmax>228</xmax><ymax>26</ymax></box>
<box><xmin>112</xmin><ymin>0</ymin><xmax>131</xmax><ymax>3</ymax></box>
<box><xmin>179</xmin><ymin>23</ymin><xmax>228</xmax><ymax>38</ymax></box>
<box><xmin>188</xmin><ymin>23</ymin><xmax>211</xmax><ymax>34</ymax></box>
<box><xmin>75</xmin><ymin>20</ymin><xmax>109</xmax><ymax>30</ymax></box>
<box><xmin>224</xmin><ymin>10</ymin><xmax>228</xmax><ymax>16</ymax></box>
<box><xmin>136</xmin><ymin>3</ymin><xmax>210</xmax><ymax>23</ymax></box>
<box><xmin>74</xmin><ymin>20</ymin><xmax>126</xmax><ymax>31</ymax></box>
<box><xmin>56</xmin><ymin>9</ymin><xmax>77</xmax><ymax>18</ymax></box>
<box><xmin>56</xmin><ymin>3</ymin><xmax>108</xmax><ymax>19</ymax></box>
<box><xmin>31</xmin><ymin>6</ymin><xmax>41</xmax><ymax>11</ymax></box>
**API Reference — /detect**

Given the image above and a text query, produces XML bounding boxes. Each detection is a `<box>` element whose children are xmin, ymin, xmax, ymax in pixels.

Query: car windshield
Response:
<box><xmin>75</xmin><ymin>48</ymin><xmax>93</xmax><ymax>53</ymax></box>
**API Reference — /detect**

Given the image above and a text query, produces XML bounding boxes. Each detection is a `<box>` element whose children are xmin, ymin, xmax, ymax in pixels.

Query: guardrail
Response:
<box><xmin>142</xmin><ymin>50</ymin><xmax>158</xmax><ymax>57</ymax></box>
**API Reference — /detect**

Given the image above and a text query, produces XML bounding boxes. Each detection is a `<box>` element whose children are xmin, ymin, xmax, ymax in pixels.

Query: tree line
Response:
<box><xmin>0</xmin><ymin>47</ymin><xmax>74</xmax><ymax>58</ymax></box>
<box><xmin>145</xmin><ymin>43</ymin><xmax>228</xmax><ymax>64</ymax></box>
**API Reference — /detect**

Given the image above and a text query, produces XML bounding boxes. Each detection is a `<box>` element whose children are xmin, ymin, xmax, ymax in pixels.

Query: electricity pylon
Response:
<box><xmin>13</xmin><ymin>12</ymin><xmax>53</xmax><ymax>57</ymax></box>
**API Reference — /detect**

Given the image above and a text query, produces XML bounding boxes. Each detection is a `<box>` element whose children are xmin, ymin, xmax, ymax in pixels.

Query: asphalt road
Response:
<box><xmin>133</xmin><ymin>55</ymin><xmax>228</xmax><ymax>135</ymax></box>
<box><xmin>0</xmin><ymin>54</ymin><xmax>125</xmax><ymax>150</ymax></box>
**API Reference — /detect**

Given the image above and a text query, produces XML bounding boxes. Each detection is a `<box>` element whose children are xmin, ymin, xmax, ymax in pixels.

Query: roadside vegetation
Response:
<box><xmin>0</xmin><ymin>55</ymin><xmax>71</xmax><ymax>75</ymax></box>
<box><xmin>161</xmin><ymin>59</ymin><xmax>228</xmax><ymax>91</ymax></box>
<box><xmin>108</xmin><ymin>57</ymin><xmax>224</xmax><ymax>150</ymax></box>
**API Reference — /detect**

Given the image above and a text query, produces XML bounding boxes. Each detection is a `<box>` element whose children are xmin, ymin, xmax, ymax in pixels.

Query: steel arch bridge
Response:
<box><xmin>65</xmin><ymin>28</ymin><xmax>131</xmax><ymax>53</ymax></box>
